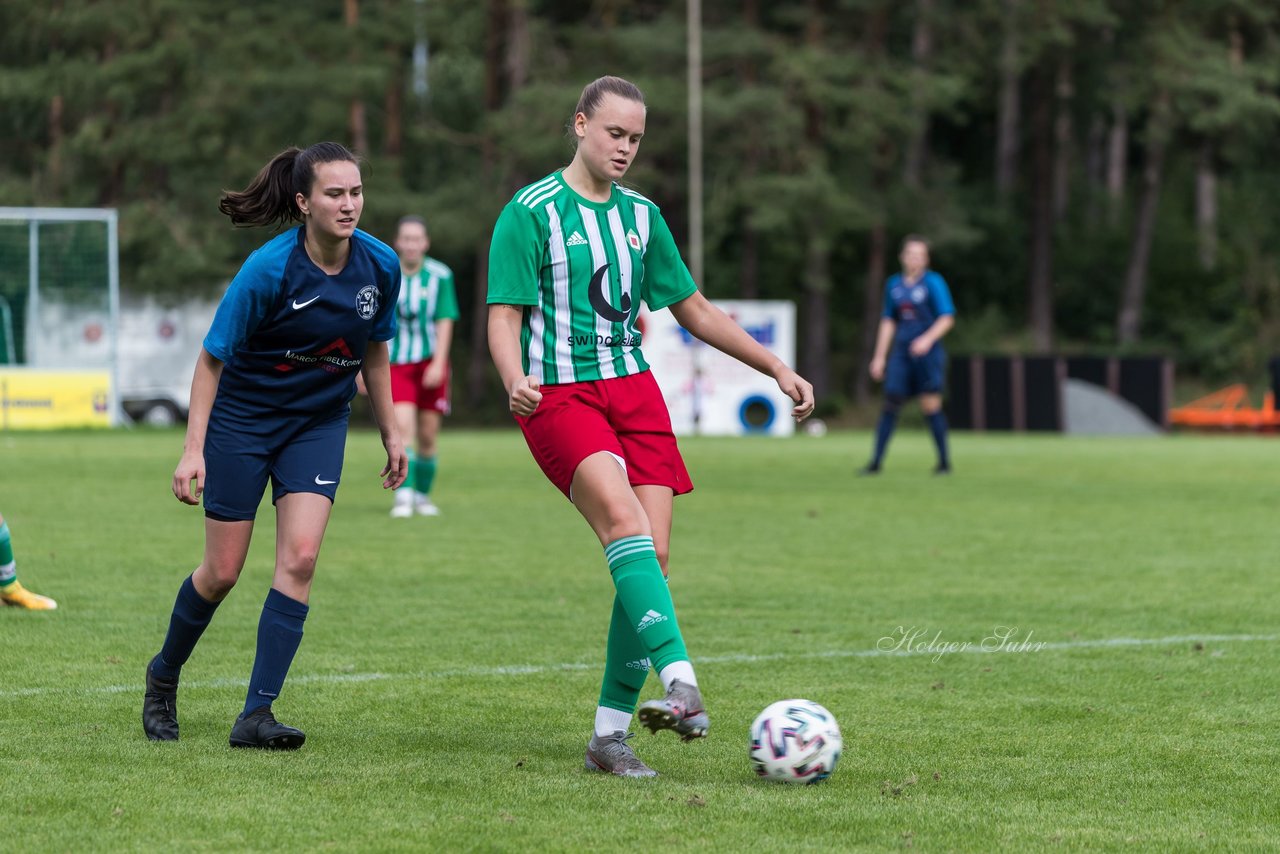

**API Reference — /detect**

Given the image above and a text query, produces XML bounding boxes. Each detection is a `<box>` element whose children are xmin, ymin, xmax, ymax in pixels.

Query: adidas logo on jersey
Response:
<box><xmin>565</xmin><ymin>231</ymin><xmax>588</xmax><ymax>247</ymax></box>
<box><xmin>636</xmin><ymin>609</ymin><xmax>668</xmax><ymax>633</ymax></box>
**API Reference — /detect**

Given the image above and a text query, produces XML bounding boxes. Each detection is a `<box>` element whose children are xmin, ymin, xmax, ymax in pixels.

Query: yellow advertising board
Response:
<box><xmin>0</xmin><ymin>369</ymin><xmax>112</xmax><ymax>429</ymax></box>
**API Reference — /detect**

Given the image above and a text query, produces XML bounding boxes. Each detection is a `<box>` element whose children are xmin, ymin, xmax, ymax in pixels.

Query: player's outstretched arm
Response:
<box><xmin>488</xmin><ymin>305</ymin><xmax>542</xmax><ymax>416</ymax></box>
<box><xmin>361</xmin><ymin>340</ymin><xmax>408</xmax><ymax>489</ymax></box>
<box><xmin>173</xmin><ymin>348</ymin><xmax>223</xmax><ymax>505</ymax></box>
<box><xmin>669</xmin><ymin>292</ymin><xmax>814</xmax><ymax>422</ymax></box>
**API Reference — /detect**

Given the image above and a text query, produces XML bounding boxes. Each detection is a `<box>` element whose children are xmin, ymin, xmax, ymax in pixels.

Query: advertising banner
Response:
<box><xmin>642</xmin><ymin>301</ymin><xmax>796</xmax><ymax>436</ymax></box>
<box><xmin>0</xmin><ymin>368</ymin><xmax>112</xmax><ymax>429</ymax></box>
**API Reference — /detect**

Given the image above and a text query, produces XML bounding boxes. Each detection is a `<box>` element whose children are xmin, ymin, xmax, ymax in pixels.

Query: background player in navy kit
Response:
<box><xmin>862</xmin><ymin>235</ymin><xmax>956</xmax><ymax>475</ymax></box>
<box><xmin>142</xmin><ymin>142</ymin><xmax>406</xmax><ymax>749</ymax></box>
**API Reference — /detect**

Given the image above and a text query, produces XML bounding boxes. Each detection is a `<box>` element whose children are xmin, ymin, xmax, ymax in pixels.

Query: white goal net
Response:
<box><xmin>0</xmin><ymin>207</ymin><xmax>121</xmax><ymax>428</ymax></box>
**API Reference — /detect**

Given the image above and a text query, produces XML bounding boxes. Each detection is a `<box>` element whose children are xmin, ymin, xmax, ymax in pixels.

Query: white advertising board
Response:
<box><xmin>642</xmin><ymin>300</ymin><xmax>796</xmax><ymax>436</ymax></box>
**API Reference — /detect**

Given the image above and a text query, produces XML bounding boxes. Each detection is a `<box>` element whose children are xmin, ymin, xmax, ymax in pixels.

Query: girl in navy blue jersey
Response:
<box><xmin>861</xmin><ymin>235</ymin><xmax>956</xmax><ymax>475</ymax></box>
<box><xmin>142</xmin><ymin>142</ymin><xmax>407</xmax><ymax>749</ymax></box>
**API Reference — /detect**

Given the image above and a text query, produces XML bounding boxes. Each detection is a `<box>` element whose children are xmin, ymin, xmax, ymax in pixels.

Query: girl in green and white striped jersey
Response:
<box><xmin>488</xmin><ymin>76</ymin><xmax>815</xmax><ymax>777</ymax></box>
<box><xmin>387</xmin><ymin>216</ymin><xmax>458</xmax><ymax>518</ymax></box>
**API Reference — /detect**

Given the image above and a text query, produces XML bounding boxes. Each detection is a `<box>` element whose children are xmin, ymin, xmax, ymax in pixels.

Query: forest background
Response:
<box><xmin>3</xmin><ymin>0</ymin><xmax>1278</xmax><ymax>417</ymax></box>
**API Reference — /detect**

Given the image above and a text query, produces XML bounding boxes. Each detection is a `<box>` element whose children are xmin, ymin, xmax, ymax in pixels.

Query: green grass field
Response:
<box><xmin>1</xmin><ymin>427</ymin><xmax>1276</xmax><ymax>852</ymax></box>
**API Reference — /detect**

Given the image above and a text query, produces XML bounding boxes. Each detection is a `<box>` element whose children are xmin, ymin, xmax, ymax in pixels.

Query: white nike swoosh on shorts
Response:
<box><xmin>314</xmin><ymin>476</ymin><xmax>337</xmax><ymax>485</ymax></box>
<box><xmin>293</xmin><ymin>295</ymin><xmax>321</xmax><ymax>310</ymax></box>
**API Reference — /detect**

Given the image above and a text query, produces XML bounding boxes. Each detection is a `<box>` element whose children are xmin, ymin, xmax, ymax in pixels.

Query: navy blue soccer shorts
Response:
<box><xmin>202</xmin><ymin>408</ymin><xmax>349</xmax><ymax>521</ymax></box>
<box><xmin>884</xmin><ymin>345</ymin><xmax>946</xmax><ymax>399</ymax></box>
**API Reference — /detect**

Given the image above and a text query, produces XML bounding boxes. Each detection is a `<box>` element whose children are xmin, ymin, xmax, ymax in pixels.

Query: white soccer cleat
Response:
<box><xmin>414</xmin><ymin>497</ymin><xmax>441</xmax><ymax>517</ymax></box>
<box><xmin>390</xmin><ymin>489</ymin><xmax>416</xmax><ymax>519</ymax></box>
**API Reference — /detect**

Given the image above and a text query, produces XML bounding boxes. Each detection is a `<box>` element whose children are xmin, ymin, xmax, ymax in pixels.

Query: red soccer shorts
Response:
<box><xmin>516</xmin><ymin>370</ymin><xmax>693</xmax><ymax>500</ymax></box>
<box><xmin>390</xmin><ymin>358</ymin><xmax>451</xmax><ymax>414</ymax></box>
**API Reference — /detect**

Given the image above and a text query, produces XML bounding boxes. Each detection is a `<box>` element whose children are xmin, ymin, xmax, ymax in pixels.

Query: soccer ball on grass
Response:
<box><xmin>749</xmin><ymin>699</ymin><xmax>842</xmax><ymax>784</ymax></box>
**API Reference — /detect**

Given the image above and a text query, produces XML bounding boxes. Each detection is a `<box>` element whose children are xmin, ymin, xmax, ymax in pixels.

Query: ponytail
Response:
<box><xmin>219</xmin><ymin>142</ymin><xmax>359</xmax><ymax>228</ymax></box>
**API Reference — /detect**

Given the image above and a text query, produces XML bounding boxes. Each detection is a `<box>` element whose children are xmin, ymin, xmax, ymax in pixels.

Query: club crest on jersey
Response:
<box><xmin>626</xmin><ymin>229</ymin><xmax>641</xmax><ymax>252</ymax></box>
<box><xmin>356</xmin><ymin>284</ymin><xmax>380</xmax><ymax>320</ymax></box>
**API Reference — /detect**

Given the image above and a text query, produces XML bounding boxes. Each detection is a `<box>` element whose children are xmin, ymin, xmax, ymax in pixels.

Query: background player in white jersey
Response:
<box><xmin>386</xmin><ymin>215</ymin><xmax>458</xmax><ymax>518</ymax></box>
<box><xmin>488</xmin><ymin>76</ymin><xmax>814</xmax><ymax>777</ymax></box>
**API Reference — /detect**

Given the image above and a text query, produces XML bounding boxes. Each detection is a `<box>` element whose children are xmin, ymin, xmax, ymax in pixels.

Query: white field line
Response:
<box><xmin>0</xmin><ymin>632</ymin><xmax>1274</xmax><ymax>700</ymax></box>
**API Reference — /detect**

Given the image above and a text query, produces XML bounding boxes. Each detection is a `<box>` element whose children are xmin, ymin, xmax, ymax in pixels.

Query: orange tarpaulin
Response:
<box><xmin>1168</xmin><ymin>384</ymin><xmax>1278</xmax><ymax>429</ymax></box>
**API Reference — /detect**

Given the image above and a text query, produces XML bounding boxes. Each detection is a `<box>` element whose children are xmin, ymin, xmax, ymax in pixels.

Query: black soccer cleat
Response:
<box><xmin>857</xmin><ymin>463</ymin><xmax>881</xmax><ymax>477</ymax></box>
<box><xmin>143</xmin><ymin>655</ymin><xmax>180</xmax><ymax>742</ymax></box>
<box><xmin>932</xmin><ymin>464</ymin><xmax>951</xmax><ymax>476</ymax></box>
<box><xmin>229</xmin><ymin>707</ymin><xmax>306</xmax><ymax>750</ymax></box>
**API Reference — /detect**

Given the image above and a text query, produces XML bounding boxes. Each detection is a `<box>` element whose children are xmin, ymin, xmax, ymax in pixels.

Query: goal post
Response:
<box><xmin>0</xmin><ymin>207</ymin><xmax>121</xmax><ymax>428</ymax></box>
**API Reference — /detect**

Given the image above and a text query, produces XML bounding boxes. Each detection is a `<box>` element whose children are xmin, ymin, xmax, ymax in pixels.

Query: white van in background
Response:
<box><xmin>28</xmin><ymin>294</ymin><xmax>219</xmax><ymax>426</ymax></box>
<box><xmin>116</xmin><ymin>296</ymin><xmax>220</xmax><ymax>425</ymax></box>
